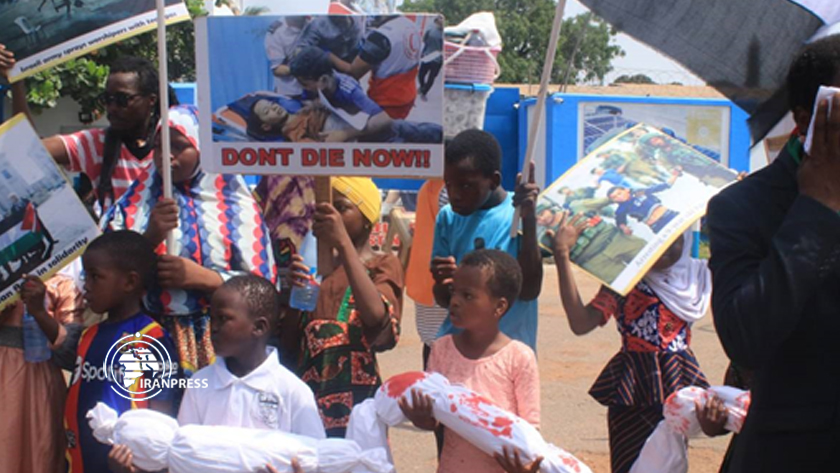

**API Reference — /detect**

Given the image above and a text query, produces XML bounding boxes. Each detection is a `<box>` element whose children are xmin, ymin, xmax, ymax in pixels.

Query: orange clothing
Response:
<box><xmin>382</xmin><ymin>102</ymin><xmax>415</xmax><ymax>120</ymax></box>
<box><xmin>368</xmin><ymin>66</ymin><xmax>419</xmax><ymax>117</ymax></box>
<box><xmin>405</xmin><ymin>180</ymin><xmax>445</xmax><ymax>306</ymax></box>
<box><xmin>283</xmin><ymin>106</ymin><xmax>330</xmax><ymax>143</ymax></box>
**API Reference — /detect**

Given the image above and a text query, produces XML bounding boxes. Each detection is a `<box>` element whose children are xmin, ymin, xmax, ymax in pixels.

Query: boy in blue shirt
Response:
<box><xmin>65</xmin><ymin>231</ymin><xmax>178</xmax><ymax>473</ymax></box>
<box><xmin>289</xmin><ymin>46</ymin><xmax>393</xmax><ymax>143</ymax></box>
<box><xmin>431</xmin><ymin>129</ymin><xmax>543</xmax><ymax>351</ymax></box>
<box><xmin>607</xmin><ymin>169</ymin><xmax>681</xmax><ymax>235</ymax></box>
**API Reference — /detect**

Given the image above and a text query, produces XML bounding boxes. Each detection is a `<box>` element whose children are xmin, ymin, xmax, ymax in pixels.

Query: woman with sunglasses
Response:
<box><xmin>1</xmin><ymin>47</ymin><xmax>174</xmax><ymax>215</ymax></box>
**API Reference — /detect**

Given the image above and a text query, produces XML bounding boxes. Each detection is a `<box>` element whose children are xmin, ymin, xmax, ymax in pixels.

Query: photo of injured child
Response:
<box><xmin>207</xmin><ymin>14</ymin><xmax>444</xmax><ymax>147</ymax></box>
<box><xmin>536</xmin><ymin>124</ymin><xmax>737</xmax><ymax>295</ymax></box>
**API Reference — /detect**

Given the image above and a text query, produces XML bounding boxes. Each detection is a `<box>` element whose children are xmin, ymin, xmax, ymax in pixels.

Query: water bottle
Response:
<box><xmin>23</xmin><ymin>310</ymin><xmax>52</xmax><ymax>363</ymax></box>
<box><xmin>289</xmin><ymin>231</ymin><xmax>322</xmax><ymax>312</ymax></box>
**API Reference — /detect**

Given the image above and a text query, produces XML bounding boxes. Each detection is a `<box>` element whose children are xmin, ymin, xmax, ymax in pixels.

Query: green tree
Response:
<box><xmin>401</xmin><ymin>0</ymin><xmax>624</xmax><ymax>84</ymax></box>
<box><xmin>11</xmin><ymin>0</ymin><xmax>204</xmax><ymax>122</ymax></box>
<box><xmin>613</xmin><ymin>73</ymin><xmax>656</xmax><ymax>85</ymax></box>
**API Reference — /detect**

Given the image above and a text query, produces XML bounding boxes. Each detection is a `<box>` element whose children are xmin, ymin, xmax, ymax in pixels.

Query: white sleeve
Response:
<box><xmin>290</xmin><ymin>384</ymin><xmax>326</xmax><ymax>439</ymax></box>
<box><xmin>177</xmin><ymin>385</ymin><xmax>202</xmax><ymax>426</ymax></box>
<box><xmin>264</xmin><ymin>30</ymin><xmax>286</xmax><ymax>68</ymax></box>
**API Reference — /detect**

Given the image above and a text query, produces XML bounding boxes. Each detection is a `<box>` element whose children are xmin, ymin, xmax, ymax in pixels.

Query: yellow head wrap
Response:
<box><xmin>331</xmin><ymin>177</ymin><xmax>381</xmax><ymax>224</ymax></box>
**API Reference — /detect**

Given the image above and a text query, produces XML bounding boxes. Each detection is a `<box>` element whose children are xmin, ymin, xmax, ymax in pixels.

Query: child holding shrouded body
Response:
<box><xmin>65</xmin><ymin>231</ymin><xmax>178</xmax><ymax>473</ymax></box>
<box><xmin>109</xmin><ymin>275</ymin><xmax>325</xmax><ymax>473</ymax></box>
<box><xmin>401</xmin><ymin>249</ymin><xmax>540</xmax><ymax>473</ymax></box>
<box><xmin>552</xmin><ymin>212</ymin><xmax>711</xmax><ymax>473</ymax></box>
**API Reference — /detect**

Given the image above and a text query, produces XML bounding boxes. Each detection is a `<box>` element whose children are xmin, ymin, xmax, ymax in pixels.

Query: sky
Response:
<box><xmin>394</xmin><ymin>0</ymin><xmax>706</xmax><ymax>85</ymax></box>
<box><xmin>564</xmin><ymin>0</ymin><xmax>704</xmax><ymax>85</ymax></box>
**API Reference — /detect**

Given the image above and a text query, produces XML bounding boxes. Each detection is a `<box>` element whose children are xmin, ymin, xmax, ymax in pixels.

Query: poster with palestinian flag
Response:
<box><xmin>0</xmin><ymin>114</ymin><xmax>99</xmax><ymax>310</ymax></box>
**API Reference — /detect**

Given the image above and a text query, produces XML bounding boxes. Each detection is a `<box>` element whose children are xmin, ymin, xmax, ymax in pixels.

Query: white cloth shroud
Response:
<box><xmin>346</xmin><ymin>371</ymin><xmax>592</xmax><ymax>473</ymax></box>
<box><xmin>86</xmin><ymin>402</ymin><xmax>393</xmax><ymax>473</ymax></box>
<box><xmin>629</xmin><ymin>386</ymin><xmax>751</xmax><ymax>473</ymax></box>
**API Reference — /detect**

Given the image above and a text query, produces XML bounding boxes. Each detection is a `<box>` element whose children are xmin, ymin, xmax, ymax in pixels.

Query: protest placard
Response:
<box><xmin>0</xmin><ymin>115</ymin><xmax>99</xmax><ymax>310</ymax></box>
<box><xmin>537</xmin><ymin>124</ymin><xmax>739</xmax><ymax>295</ymax></box>
<box><xmin>0</xmin><ymin>0</ymin><xmax>189</xmax><ymax>82</ymax></box>
<box><xmin>195</xmin><ymin>14</ymin><xmax>444</xmax><ymax>178</ymax></box>
<box><xmin>240</xmin><ymin>0</ymin><xmax>329</xmax><ymax>14</ymax></box>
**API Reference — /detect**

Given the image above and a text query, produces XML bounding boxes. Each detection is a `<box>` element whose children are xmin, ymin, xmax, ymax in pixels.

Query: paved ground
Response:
<box><xmin>378</xmin><ymin>263</ymin><xmax>730</xmax><ymax>473</ymax></box>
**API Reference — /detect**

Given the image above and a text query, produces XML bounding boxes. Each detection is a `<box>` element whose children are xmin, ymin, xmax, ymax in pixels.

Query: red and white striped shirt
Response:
<box><xmin>59</xmin><ymin>128</ymin><xmax>154</xmax><ymax>204</ymax></box>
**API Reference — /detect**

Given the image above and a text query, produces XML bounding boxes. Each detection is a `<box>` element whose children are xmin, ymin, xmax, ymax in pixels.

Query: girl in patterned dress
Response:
<box><xmin>102</xmin><ymin>105</ymin><xmax>276</xmax><ymax>377</ymax></box>
<box><xmin>286</xmin><ymin>177</ymin><xmax>403</xmax><ymax>437</ymax></box>
<box><xmin>552</xmin><ymin>213</ymin><xmax>710</xmax><ymax>473</ymax></box>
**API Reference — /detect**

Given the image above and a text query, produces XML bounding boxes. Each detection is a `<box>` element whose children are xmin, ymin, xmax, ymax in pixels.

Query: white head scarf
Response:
<box><xmin>643</xmin><ymin>231</ymin><xmax>711</xmax><ymax>324</ymax></box>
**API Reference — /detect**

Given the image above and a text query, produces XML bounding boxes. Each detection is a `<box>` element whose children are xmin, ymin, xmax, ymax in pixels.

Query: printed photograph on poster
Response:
<box><xmin>240</xmin><ymin>0</ymin><xmax>329</xmax><ymax>14</ymax></box>
<box><xmin>0</xmin><ymin>115</ymin><xmax>99</xmax><ymax>310</ymax></box>
<box><xmin>537</xmin><ymin>124</ymin><xmax>738</xmax><ymax>295</ymax></box>
<box><xmin>1</xmin><ymin>0</ymin><xmax>189</xmax><ymax>82</ymax></box>
<box><xmin>580</xmin><ymin>101</ymin><xmax>732</xmax><ymax>166</ymax></box>
<box><xmin>196</xmin><ymin>14</ymin><xmax>445</xmax><ymax>178</ymax></box>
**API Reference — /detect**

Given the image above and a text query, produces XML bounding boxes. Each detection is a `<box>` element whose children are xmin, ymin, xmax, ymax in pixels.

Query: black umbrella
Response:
<box><xmin>580</xmin><ymin>0</ymin><xmax>840</xmax><ymax>142</ymax></box>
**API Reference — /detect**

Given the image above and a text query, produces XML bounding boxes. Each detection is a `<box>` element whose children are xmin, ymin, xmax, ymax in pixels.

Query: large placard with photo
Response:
<box><xmin>1</xmin><ymin>0</ymin><xmax>189</xmax><ymax>82</ymax></box>
<box><xmin>195</xmin><ymin>14</ymin><xmax>444</xmax><ymax>178</ymax></box>
<box><xmin>0</xmin><ymin>115</ymin><xmax>99</xmax><ymax>310</ymax></box>
<box><xmin>537</xmin><ymin>124</ymin><xmax>738</xmax><ymax>295</ymax></box>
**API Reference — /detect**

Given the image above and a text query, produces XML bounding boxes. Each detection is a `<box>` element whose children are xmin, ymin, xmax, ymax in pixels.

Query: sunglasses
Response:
<box><xmin>98</xmin><ymin>92</ymin><xmax>143</xmax><ymax>107</ymax></box>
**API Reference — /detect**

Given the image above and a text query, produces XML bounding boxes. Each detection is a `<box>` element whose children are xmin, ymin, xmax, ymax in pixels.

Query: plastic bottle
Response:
<box><xmin>23</xmin><ymin>309</ymin><xmax>52</xmax><ymax>363</ymax></box>
<box><xmin>289</xmin><ymin>230</ymin><xmax>322</xmax><ymax>312</ymax></box>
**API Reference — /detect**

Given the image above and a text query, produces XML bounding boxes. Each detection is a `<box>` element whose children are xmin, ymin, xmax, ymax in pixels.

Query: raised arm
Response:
<box><xmin>41</xmin><ymin>136</ymin><xmax>71</xmax><ymax>166</ymax></box>
<box><xmin>0</xmin><ymin>45</ymin><xmax>32</xmax><ymax>123</ymax></box>
<box><xmin>1</xmin><ymin>45</ymin><xmax>70</xmax><ymax>164</ymax></box>
<box><xmin>313</xmin><ymin>203</ymin><xmax>389</xmax><ymax>329</ymax></box>
<box><xmin>430</xmin><ymin>213</ymin><xmax>455</xmax><ymax>308</ymax></box>
<box><xmin>513</xmin><ymin>161</ymin><xmax>543</xmax><ymax>301</ymax></box>
<box><xmin>551</xmin><ymin>213</ymin><xmax>603</xmax><ymax>335</ymax></box>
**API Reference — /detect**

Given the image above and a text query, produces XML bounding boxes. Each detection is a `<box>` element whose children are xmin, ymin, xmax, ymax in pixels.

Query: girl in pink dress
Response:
<box><xmin>400</xmin><ymin>249</ymin><xmax>540</xmax><ymax>473</ymax></box>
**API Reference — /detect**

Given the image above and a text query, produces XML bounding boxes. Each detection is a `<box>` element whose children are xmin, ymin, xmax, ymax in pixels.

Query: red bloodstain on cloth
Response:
<box><xmin>383</xmin><ymin>371</ymin><xmax>428</xmax><ymax>398</ymax></box>
<box><xmin>491</xmin><ymin>417</ymin><xmax>514</xmax><ymax>437</ymax></box>
<box><xmin>453</xmin><ymin>393</ymin><xmax>515</xmax><ymax>438</ymax></box>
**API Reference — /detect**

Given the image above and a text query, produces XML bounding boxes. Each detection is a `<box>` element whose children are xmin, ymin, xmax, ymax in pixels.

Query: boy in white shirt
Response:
<box><xmin>178</xmin><ymin>274</ymin><xmax>325</xmax><ymax>437</ymax></box>
<box><xmin>109</xmin><ymin>275</ymin><xmax>324</xmax><ymax>472</ymax></box>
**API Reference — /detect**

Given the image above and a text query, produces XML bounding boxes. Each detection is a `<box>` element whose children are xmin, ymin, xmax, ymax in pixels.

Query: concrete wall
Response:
<box><xmin>3</xmin><ymin>93</ymin><xmax>107</xmax><ymax>137</ymax></box>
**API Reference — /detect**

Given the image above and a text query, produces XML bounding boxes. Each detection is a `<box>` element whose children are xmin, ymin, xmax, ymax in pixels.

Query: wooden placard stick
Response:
<box><xmin>314</xmin><ymin>176</ymin><xmax>334</xmax><ymax>277</ymax></box>
<box><xmin>510</xmin><ymin>0</ymin><xmax>567</xmax><ymax>238</ymax></box>
<box><xmin>155</xmin><ymin>0</ymin><xmax>175</xmax><ymax>254</ymax></box>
